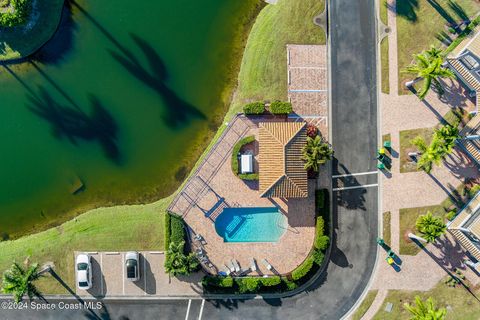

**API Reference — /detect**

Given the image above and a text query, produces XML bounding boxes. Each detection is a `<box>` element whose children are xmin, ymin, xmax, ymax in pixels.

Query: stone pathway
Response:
<box><xmin>357</xmin><ymin>1</ymin><xmax>480</xmax><ymax>319</ymax></box>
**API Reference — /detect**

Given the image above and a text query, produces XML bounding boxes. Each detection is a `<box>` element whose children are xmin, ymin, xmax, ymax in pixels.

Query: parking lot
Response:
<box><xmin>74</xmin><ymin>251</ymin><xmax>202</xmax><ymax>298</ymax></box>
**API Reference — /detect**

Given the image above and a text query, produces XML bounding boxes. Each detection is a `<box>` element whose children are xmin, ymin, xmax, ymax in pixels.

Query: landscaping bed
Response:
<box><xmin>396</xmin><ymin>0</ymin><xmax>480</xmax><ymax>94</ymax></box>
<box><xmin>399</xmin><ymin>127</ymin><xmax>434</xmax><ymax>173</ymax></box>
<box><xmin>201</xmin><ymin>189</ymin><xmax>331</xmax><ymax>294</ymax></box>
<box><xmin>0</xmin><ymin>0</ymin><xmax>64</xmax><ymax>61</ymax></box>
<box><xmin>231</xmin><ymin>135</ymin><xmax>258</xmax><ymax>181</ymax></box>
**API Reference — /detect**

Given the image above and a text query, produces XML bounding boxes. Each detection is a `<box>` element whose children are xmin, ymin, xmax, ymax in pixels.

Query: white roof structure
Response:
<box><xmin>240</xmin><ymin>154</ymin><xmax>253</xmax><ymax>174</ymax></box>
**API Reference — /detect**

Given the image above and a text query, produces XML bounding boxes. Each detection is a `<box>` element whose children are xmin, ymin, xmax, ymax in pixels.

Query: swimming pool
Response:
<box><xmin>214</xmin><ymin>207</ymin><xmax>287</xmax><ymax>242</ymax></box>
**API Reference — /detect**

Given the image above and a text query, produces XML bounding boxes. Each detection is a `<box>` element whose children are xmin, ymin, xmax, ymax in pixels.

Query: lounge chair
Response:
<box><xmin>222</xmin><ymin>265</ymin><xmax>232</xmax><ymax>275</ymax></box>
<box><xmin>239</xmin><ymin>268</ymin><xmax>252</xmax><ymax>276</ymax></box>
<box><xmin>250</xmin><ymin>258</ymin><xmax>257</xmax><ymax>272</ymax></box>
<box><xmin>226</xmin><ymin>261</ymin><xmax>235</xmax><ymax>273</ymax></box>
<box><xmin>232</xmin><ymin>259</ymin><xmax>241</xmax><ymax>272</ymax></box>
<box><xmin>261</xmin><ymin>259</ymin><xmax>273</xmax><ymax>271</ymax></box>
<box><xmin>194</xmin><ymin>234</ymin><xmax>207</xmax><ymax>245</ymax></box>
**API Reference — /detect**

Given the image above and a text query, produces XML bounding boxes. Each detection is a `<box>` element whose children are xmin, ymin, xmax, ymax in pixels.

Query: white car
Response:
<box><xmin>76</xmin><ymin>254</ymin><xmax>92</xmax><ymax>290</ymax></box>
<box><xmin>125</xmin><ymin>251</ymin><xmax>140</xmax><ymax>282</ymax></box>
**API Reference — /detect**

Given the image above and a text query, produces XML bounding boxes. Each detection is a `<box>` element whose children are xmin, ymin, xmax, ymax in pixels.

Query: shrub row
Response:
<box><xmin>444</xmin><ymin>16</ymin><xmax>480</xmax><ymax>56</ymax></box>
<box><xmin>164</xmin><ymin>212</ymin><xmax>186</xmax><ymax>251</ymax></box>
<box><xmin>243</xmin><ymin>101</ymin><xmax>293</xmax><ymax>115</ymax></box>
<box><xmin>231</xmin><ymin>135</ymin><xmax>258</xmax><ymax>181</ymax></box>
<box><xmin>0</xmin><ymin>0</ymin><xmax>31</xmax><ymax>27</ymax></box>
<box><xmin>203</xmin><ymin>275</ymin><xmax>288</xmax><ymax>293</ymax></box>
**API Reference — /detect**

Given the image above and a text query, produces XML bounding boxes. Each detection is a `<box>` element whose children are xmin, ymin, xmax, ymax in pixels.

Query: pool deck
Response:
<box><xmin>169</xmin><ymin>115</ymin><xmax>316</xmax><ymax>276</ymax></box>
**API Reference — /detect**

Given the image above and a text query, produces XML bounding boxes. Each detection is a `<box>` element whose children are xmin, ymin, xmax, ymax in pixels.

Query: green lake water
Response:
<box><xmin>0</xmin><ymin>0</ymin><xmax>260</xmax><ymax>238</ymax></box>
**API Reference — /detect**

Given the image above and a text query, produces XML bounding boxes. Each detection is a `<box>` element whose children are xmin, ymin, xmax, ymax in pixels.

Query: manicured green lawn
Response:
<box><xmin>0</xmin><ymin>197</ymin><xmax>169</xmax><ymax>294</ymax></box>
<box><xmin>381</xmin><ymin>38</ymin><xmax>390</xmax><ymax>94</ymax></box>
<box><xmin>373</xmin><ymin>279</ymin><xmax>480</xmax><ymax>319</ymax></box>
<box><xmin>383</xmin><ymin>211</ymin><xmax>392</xmax><ymax>246</ymax></box>
<box><xmin>228</xmin><ymin>0</ymin><xmax>326</xmax><ymax>117</ymax></box>
<box><xmin>396</xmin><ymin>0</ymin><xmax>480</xmax><ymax>94</ymax></box>
<box><xmin>380</xmin><ymin>0</ymin><xmax>388</xmax><ymax>25</ymax></box>
<box><xmin>0</xmin><ymin>0</ymin><xmax>64</xmax><ymax>60</ymax></box>
<box><xmin>352</xmin><ymin>290</ymin><xmax>379</xmax><ymax>320</ymax></box>
<box><xmin>399</xmin><ymin>127</ymin><xmax>434</xmax><ymax>173</ymax></box>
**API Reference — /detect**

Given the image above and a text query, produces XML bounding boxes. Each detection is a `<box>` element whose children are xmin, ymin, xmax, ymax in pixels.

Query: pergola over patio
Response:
<box><xmin>258</xmin><ymin>121</ymin><xmax>308</xmax><ymax>198</ymax></box>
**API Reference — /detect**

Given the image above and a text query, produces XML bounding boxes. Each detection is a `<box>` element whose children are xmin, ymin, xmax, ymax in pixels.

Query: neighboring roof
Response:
<box><xmin>447</xmin><ymin>58</ymin><xmax>480</xmax><ymax>92</ymax></box>
<box><xmin>258</xmin><ymin>122</ymin><xmax>308</xmax><ymax>198</ymax></box>
<box><xmin>452</xmin><ymin>26</ymin><xmax>480</xmax><ymax>58</ymax></box>
<box><xmin>458</xmin><ymin>113</ymin><xmax>480</xmax><ymax>165</ymax></box>
<box><xmin>448</xmin><ymin>191</ymin><xmax>480</xmax><ymax>261</ymax></box>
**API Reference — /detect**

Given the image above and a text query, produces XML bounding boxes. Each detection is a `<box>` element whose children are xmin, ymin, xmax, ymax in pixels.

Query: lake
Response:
<box><xmin>0</xmin><ymin>0</ymin><xmax>261</xmax><ymax>238</ymax></box>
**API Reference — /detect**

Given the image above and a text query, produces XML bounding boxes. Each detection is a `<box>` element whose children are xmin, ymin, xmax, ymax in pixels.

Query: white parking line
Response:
<box><xmin>100</xmin><ymin>254</ymin><xmax>104</xmax><ymax>295</ymax></box>
<box><xmin>332</xmin><ymin>171</ymin><xmax>378</xmax><ymax>178</ymax></box>
<box><xmin>185</xmin><ymin>299</ymin><xmax>192</xmax><ymax>320</ymax></box>
<box><xmin>333</xmin><ymin>183</ymin><xmax>378</xmax><ymax>191</ymax></box>
<box><xmin>198</xmin><ymin>299</ymin><xmax>205</xmax><ymax>320</ymax></box>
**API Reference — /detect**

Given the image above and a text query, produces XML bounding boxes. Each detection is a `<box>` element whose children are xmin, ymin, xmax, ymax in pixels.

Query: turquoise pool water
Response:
<box><xmin>215</xmin><ymin>207</ymin><xmax>287</xmax><ymax>243</ymax></box>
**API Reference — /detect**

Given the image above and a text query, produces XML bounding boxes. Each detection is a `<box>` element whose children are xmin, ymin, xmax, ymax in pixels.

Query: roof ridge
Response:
<box><xmin>260</xmin><ymin>175</ymin><xmax>286</xmax><ymax>197</ymax></box>
<box><xmin>284</xmin><ymin>176</ymin><xmax>308</xmax><ymax>197</ymax></box>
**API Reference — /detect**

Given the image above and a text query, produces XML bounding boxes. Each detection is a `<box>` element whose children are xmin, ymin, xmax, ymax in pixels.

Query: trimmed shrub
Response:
<box><xmin>315</xmin><ymin>189</ymin><xmax>326</xmax><ymax>210</ymax></box>
<box><xmin>164</xmin><ymin>212</ymin><xmax>171</xmax><ymax>250</ymax></box>
<box><xmin>170</xmin><ymin>214</ymin><xmax>186</xmax><ymax>250</ymax></box>
<box><xmin>314</xmin><ymin>235</ymin><xmax>330</xmax><ymax>251</ymax></box>
<box><xmin>468</xmin><ymin>184</ymin><xmax>480</xmax><ymax>198</ymax></box>
<box><xmin>260</xmin><ymin>276</ymin><xmax>281</xmax><ymax>287</ymax></box>
<box><xmin>202</xmin><ymin>276</ymin><xmax>233</xmax><ymax>288</ymax></box>
<box><xmin>231</xmin><ymin>135</ymin><xmax>257</xmax><ymax>180</ymax></box>
<box><xmin>446</xmin><ymin>209</ymin><xmax>457</xmax><ymax>222</ymax></box>
<box><xmin>291</xmin><ymin>256</ymin><xmax>314</xmax><ymax>281</ymax></box>
<box><xmin>316</xmin><ymin>216</ymin><xmax>325</xmax><ymax>236</ymax></box>
<box><xmin>282</xmin><ymin>277</ymin><xmax>298</xmax><ymax>290</ymax></box>
<box><xmin>312</xmin><ymin>249</ymin><xmax>325</xmax><ymax>265</ymax></box>
<box><xmin>269</xmin><ymin>101</ymin><xmax>292</xmax><ymax>115</ymax></box>
<box><xmin>236</xmin><ymin>277</ymin><xmax>261</xmax><ymax>293</ymax></box>
<box><xmin>243</xmin><ymin>102</ymin><xmax>265</xmax><ymax>115</ymax></box>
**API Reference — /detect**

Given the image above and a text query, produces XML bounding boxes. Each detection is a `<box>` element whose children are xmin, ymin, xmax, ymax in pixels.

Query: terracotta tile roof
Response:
<box><xmin>259</xmin><ymin>122</ymin><xmax>308</xmax><ymax>198</ymax></box>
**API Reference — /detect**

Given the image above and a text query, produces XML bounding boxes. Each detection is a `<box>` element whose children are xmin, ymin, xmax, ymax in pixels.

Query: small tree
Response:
<box><xmin>164</xmin><ymin>241</ymin><xmax>199</xmax><ymax>276</ymax></box>
<box><xmin>404</xmin><ymin>296</ymin><xmax>446</xmax><ymax>320</ymax></box>
<box><xmin>2</xmin><ymin>261</ymin><xmax>43</xmax><ymax>303</ymax></box>
<box><xmin>404</xmin><ymin>48</ymin><xmax>455</xmax><ymax>100</ymax></box>
<box><xmin>302</xmin><ymin>136</ymin><xmax>333</xmax><ymax>173</ymax></box>
<box><xmin>415</xmin><ymin>212</ymin><xmax>446</xmax><ymax>243</ymax></box>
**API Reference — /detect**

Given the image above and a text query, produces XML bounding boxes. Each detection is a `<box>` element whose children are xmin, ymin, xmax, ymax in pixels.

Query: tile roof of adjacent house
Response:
<box><xmin>458</xmin><ymin>113</ymin><xmax>480</xmax><ymax>164</ymax></box>
<box><xmin>447</xmin><ymin>58</ymin><xmax>480</xmax><ymax>92</ymax></box>
<box><xmin>258</xmin><ymin>122</ymin><xmax>308</xmax><ymax>198</ymax></box>
<box><xmin>448</xmin><ymin>192</ymin><xmax>480</xmax><ymax>261</ymax></box>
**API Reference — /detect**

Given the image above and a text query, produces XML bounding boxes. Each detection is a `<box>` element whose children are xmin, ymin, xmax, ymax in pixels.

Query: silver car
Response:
<box><xmin>125</xmin><ymin>251</ymin><xmax>140</xmax><ymax>282</ymax></box>
<box><xmin>76</xmin><ymin>254</ymin><xmax>92</xmax><ymax>290</ymax></box>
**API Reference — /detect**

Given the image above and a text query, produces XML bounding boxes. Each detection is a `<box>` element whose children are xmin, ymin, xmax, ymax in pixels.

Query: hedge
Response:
<box><xmin>260</xmin><ymin>276</ymin><xmax>281</xmax><ymax>287</ymax></box>
<box><xmin>291</xmin><ymin>256</ymin><xmax>314</xmax><ymax>281</ymax></box>
<box><xmin>270</xmin><ymin>101</ymin><xmax>292</xmax><ymax>115</ymax></box>
<box><xmin>231</xmin><ymin>135</ymin><xmax>258</xmax><ymax>181</ymax></box>
<box><xmin>171</xmin><ymin>214</ymin><xmax>185</xmax><ymax>246</ymax></box>
<box><xmin>281</xmin><ymin>277</ymin><xmax>298</xmax><ymax>290</ymax></box>
<box><xmin>164</xmin><ymin>213</ymin><xmax>172</xmax><ymax>250</ymax></box>
<box><xmin>236</xmin><ymin>277</ymin><xmax>261</xmax><ymax>293</ymax></box>
<box><xmin>243</xmin><ymin>102</ymin><xmax>265</xmax><ymax>115</ymax></box>
<box><xmin>312</xmin><ymin>249</ymin><xmax>325</xmax><ymax>265</ymax></box>
<box><xmin>202</xmin><ymin>276</ymin><xmax>233</xmax><ymax>288</ymax></box>
<box><xmin>444</xmin><ymin>16</ymin><xmax>480</xmax><ymax>56</ymax></box>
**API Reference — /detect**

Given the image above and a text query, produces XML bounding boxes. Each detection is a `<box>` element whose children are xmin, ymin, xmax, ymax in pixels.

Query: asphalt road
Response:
<box><xmin>0</xmin><ymin>0</ymin><xmax>379</xmax><ymax>319</ymax></box>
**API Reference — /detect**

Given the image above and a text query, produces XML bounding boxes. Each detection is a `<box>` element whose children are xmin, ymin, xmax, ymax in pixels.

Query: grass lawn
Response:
<box><xmin>383</xmin><ymin>211</ymin><xmax>392</xmax><ymax>246</ymax></box>
<box><xmin>381</xmin><ymin>38</ymin><xmax>390</xmax><ymax>94</ymax></box>
<box><xmin>352</xmin><ymin>290</ymin><xmax>379</xmax><ymax>320</ymax></box>
<box><xmin>227</xmin><ymin>0</ymin><xmax>326</xmax><ymax>118</ymax></box>
<box><xmin>399</xmin><ymin>127</ymin><xmax>434</xmax><ymax>173</ymax></box>
<box><xmin>380</xmin><ymin>0</ymin><xmax>388</xmax><ymax>25</ymax></box>
<box><xmin>373</xmin><ymin>279</ymin><xmax>480</xmax><ymax>319</ymax></box>
<box><xmin>0</xmin><ymin>197</ymin><xmax>169</xmax><ymax>294</ymax></box>
<box><xmin>0</xmin><ymin>0</ymin><xmax>64</xmax><ymax>61</ymax></box>
<box><xmin>396</xmin><ymin>0</ymin><xmax>480</xmax><ymax>94</ymax></box>
<box><xmin>399</xmin><ymin>183</ymin><xmax>468</xmax><ymax>255</ymax></box>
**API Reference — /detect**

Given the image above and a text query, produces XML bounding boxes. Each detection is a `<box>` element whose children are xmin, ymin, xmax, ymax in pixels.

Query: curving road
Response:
<box><xmin>0</xmin><ymin>0</ymin><xmax>379</xmax><ymax>319</ymax></box>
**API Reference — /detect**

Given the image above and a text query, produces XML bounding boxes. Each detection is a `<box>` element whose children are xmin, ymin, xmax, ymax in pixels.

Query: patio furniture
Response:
<box><xmin>250</xmin><ymin>258</ymin><xmax>257</xmax><ymax>272</ymax></box>
<box><xmin>377</xmin><ymin>154</ymin><xmax>385</xmax><ymax>162</ymax></box>
<box><xmin>194</xmin><ymin>234</ymin><xmax>207</xmax><ymax>245</ymax></box>
<box><xmin>226</xmin><ymin>261</ymin><xmax>235</xmax><ymax>273</ymax></box>
<box><xmin>386</xmin><ymin>257</ymin><xmax>394</xmax><ymax>265</ymax></box>
<box><xmin>261</xmin><ymin>259</ymin><xmax>273</xmax><ymax>271</ymax></box>
<box><xmin>222</xmin><ymin>265</ymin><xmax>232</xmax><ymax>276</ymax></box>
<box><xmin>383</xmin><ymin>141</ymin><xmax>391</xmax><ymax>148</ymax></box>
<box><xmin>377</xmin><ymin>162</ymin><xmax>385</xmax><ymax>170</ymax></box>
<box><xmin>378</xmin><ymin>148</ymin><xmax>386</xmax><ymax>155</ymax></box>
<box><xmin>240</xmin><ymin>154</ymin><xmax>253</xmax><ymax>174</ymax></box>
<box><xmin>196</xmin><ymin>248</ymin><xmax>205</xmax><ymax>255</ymax></box>
<box><xmin>232</xmin><ymin>259</ymin><xmax>241</xmax><ymax>272</ymax></box>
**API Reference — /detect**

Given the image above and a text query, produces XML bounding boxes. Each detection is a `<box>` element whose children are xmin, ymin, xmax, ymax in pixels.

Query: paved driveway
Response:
<box><xmin>74</xmin><ymin>252</ymin><xmax>202</xmax><ymax>298</ymax></box>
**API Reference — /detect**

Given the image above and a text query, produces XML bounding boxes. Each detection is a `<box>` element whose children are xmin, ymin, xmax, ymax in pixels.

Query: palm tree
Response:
<box><xmin>415</xmin><ymin>211</ymin><xmax>447</xmax><ymax>243</ymax></box>
<box><xmin>2</xmin><ymin>261</ymin><xmax>43</xmax><ymax>302</ymax></box>
<box><xmin>404</xmin><ymin>296</ymin><xmax>447</xmax><ymax>320</ymax></box>
<box><xmin>164</xmin><ymin>241</ymin><xmax>199</xmax><ymax>277</ymax></box>
<box><xmin>434</xmin><ymin>124</ymin><xmax>459</xmax><ymax>154</ymax></box>
<box><xmin>404</xmin><ymin>48</ymin><xmax>455</xmax><ymax>100</ymax></box>
<box><xmin>302</xmin><ymin>136</ymin><xmax>334</xmax><ymax>173</ymax></box>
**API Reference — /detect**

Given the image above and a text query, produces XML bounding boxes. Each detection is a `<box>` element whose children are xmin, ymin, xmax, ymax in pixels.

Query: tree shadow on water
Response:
<box><xmin>27</xmin><ymin>87</ymin><xmax>122</xmax><ymax>164</ymax></box>
<box><xmin>109</xmin><ymin>33</ymin><xmax>205</xmax><ymax>129</ymax></box>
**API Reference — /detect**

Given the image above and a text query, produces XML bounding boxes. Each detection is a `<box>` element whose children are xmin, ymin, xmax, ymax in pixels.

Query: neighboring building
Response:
<box><xmin>458</xmin><ymin>113</ymin><xmax>480</xmax><ymax>166</ymax></box>
<box><xmin>448</xmin><ymin>191</ymin><xmax>480</xmax><ymax>271</ymax></box>
<box><xmin>258</xmin><ymin>121</ymin><xmax>308</xmax><ymax>198</ymax></box>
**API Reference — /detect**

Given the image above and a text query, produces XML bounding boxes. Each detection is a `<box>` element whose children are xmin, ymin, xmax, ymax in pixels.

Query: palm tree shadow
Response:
<box><xmin>27</xmin><ymin>87</ymin><xmax>122</xmax><ymax>164</ymax></box>
<box><xmin>109</xmin><ymin>33</ymin><xmax>205</xmax><ymax>128</ymax></box>
<box><xmin>389</xmin><ymin>0</ymin><xmax>419</xmax><ymax>22</ymax></box>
